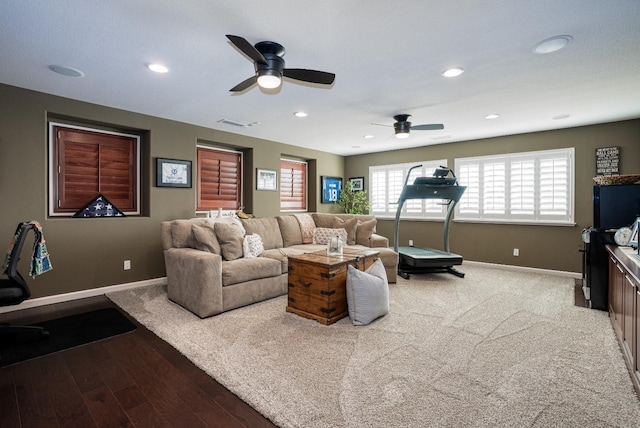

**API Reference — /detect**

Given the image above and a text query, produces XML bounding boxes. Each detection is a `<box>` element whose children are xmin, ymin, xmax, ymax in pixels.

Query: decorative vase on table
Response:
<box><xmin>327</xmin><ymin>235</ymin><xmax>343</xmax><ymax>255</ymax></box>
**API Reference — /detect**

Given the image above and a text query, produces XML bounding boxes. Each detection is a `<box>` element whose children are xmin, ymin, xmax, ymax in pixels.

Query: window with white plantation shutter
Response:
<box><xmin>455</xmin><ymin>148</ymin><xmax>574</xmax><ymax>225</ymax></box>
<box><xmin>49</xmin><ymin>123</ymin><xmax>140</xmax><ymax>216</ymax></box>
<box><xmin>197</xmin><ymin>147</ymin><xmax>242</xmax><ymax>211</ymax></box>
<box><xmin>369</xmin><ymin>160</ymin><xmax>447</xmax><ymax>219</ymax></box>
<box><xmin>483</xmin><ymin>162</ymin><xmax>506</xmax><ymax>215</ymax></box>
<box><xmin>280</xmin><ymin>159</ymin><xmax>307</xmax><ymax>211</ymax></box>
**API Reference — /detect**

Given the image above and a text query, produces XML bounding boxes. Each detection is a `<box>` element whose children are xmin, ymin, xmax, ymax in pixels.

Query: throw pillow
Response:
<box><xmin>243</xmin><ymin>234</ymin><xmax>264</xmax><ymax>258</ymax></box>
<box><xmin>192</xmin><ymin>223</ymin><xmax>221</xmax><ymax>254</ymax></box>
<box><xmin>313</xmin><ymin>227</ymin><xmax>348</xmax><ymax>245</ymax></box>
<box><xmin>171</xmin><ymin>219</ymin><xmax>201</xmax><ymax>248</ymax></box>
<box><xmin>333</xmin><ymin>217</ymin><xmax>357</xmax><ymax>245</ymax></box>
<box><xmin>346</xmin><ymin>258</ymin><xmax>389</xmax><ymax>326</ymax></box>
<box><xmin>203</xmin><ymin>216</ymin><xmax>246</xmax><ymax>234</ymax></box>
<box><xmin>214</xmin><ymin>222</ymin><xmax>244</xmax><ymax>261</ymax></box>
<box><xmin>356</xmin><ymin>219</ymin><xmax>377</xmax><ymax>246</ymax></box>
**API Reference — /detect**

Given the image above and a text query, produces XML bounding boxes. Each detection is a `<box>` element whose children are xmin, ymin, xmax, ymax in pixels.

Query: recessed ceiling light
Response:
<box><xmin>533</xmin><ymin>35</ymin><xmax>573</xmax><ymax>54</ymax></box>
<box><xmin>552</xmin><ymin>114</ymin><xmax>572</xmax><ymax>120</ymax></box>
<box><xmin>442</xmin><ymin>67</ymin><xmax>464</xmax><ymax>78</ymax></box>
<box><xmin>485</xmin><ymin>114</ymin><xmax>500</xmax><ymax>119</ymax></box>
<box><xmin>293</xmin><ymin>111</ymin><xmax>308</xmax><ymax>118</ymax></box>
<box><xmin>363</xmin><ymin>134</ymin><xmax>374</xmax><ymax>139</ymax></box>
<box><xmin>49</xmin><ymin>65</ymin><xmax>84</xmax><ymax>77</ymax></box>
<box><xmin>147</xmin><ymin>63</ymin><xmax>169</xmax><ymax>73</ymax></box>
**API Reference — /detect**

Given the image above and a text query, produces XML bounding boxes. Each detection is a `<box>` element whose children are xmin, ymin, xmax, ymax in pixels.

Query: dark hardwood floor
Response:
<box><xmin>0</xmin><ymin>296</ymin><xmax>277</xmax><ymax>428</ymax></box>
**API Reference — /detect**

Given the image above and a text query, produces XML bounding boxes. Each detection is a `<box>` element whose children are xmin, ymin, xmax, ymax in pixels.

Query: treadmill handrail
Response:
<box><xmin>393</xmin><ymin>165</ymin><xmax>466</xmax><ymax>253</ymax></box>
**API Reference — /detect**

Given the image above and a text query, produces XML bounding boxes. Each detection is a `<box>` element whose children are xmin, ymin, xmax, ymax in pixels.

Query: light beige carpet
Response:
<box><xmin>107</xmin><ymin>264</ymin><xmax>640</xmax><ymax>427</ymax></box>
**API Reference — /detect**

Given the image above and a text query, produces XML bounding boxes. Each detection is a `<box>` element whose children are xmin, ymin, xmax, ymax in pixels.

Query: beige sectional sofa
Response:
<box><xmin>161</xmin><ymin>213</ymin><xmax>398</xmax><ymax>318</ymax></box>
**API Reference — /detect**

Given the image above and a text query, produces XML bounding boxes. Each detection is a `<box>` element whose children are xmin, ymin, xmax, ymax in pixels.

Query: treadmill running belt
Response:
<box><xmin>397</xmin><ymin>246</ymin><xmax>463</xmax><ymax>268</ymax></box>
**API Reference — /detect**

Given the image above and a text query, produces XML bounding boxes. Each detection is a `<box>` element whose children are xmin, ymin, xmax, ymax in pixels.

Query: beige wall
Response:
<box><xmin>345</xmin><ymin>120</ymin><xmax>640</xmax><ymax>273</ymax></box>
<box><xmin>2</xmin><ymin>82</ymin><xmax>638</xmax><ymax>301</ymax></box>
<box><xmin>0</xmin><ymin>84</ymin><xmax>343</xmax><ymax>298</ymax></box>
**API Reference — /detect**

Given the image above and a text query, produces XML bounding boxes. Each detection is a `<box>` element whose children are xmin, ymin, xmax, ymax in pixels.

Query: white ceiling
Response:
<box><xmin>1</xmin><ymin>1</ymin><xmax>639</xmax><ymax>156</ymax></box>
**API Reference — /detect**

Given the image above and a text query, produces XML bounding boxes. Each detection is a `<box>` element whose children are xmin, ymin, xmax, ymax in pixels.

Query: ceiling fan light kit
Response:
<box><xmin>257</xmin><ymin>71</ymin><xmax>282</xmax><ymax>89</ymax></box>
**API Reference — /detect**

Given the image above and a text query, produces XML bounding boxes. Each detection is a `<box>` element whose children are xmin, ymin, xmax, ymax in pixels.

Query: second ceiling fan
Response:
<box><xmin>226</xmin><ymin>35</ymin><xmax>335</xmax><ymax>93</ymax></box>
<box><xmin>374</xmin><ymin>114</ymin><xmax>444</xmax><ymax>139</ymax></box>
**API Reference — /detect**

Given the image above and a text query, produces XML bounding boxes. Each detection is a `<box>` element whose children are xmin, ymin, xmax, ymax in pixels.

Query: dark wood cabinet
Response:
<box><xmin>636</xmin><ymin>285</ymin><xmax>640</xmax><ymax>386</ymax></box>
<box><xmin>607</xmin><ymin>245</ymin><xmax>639</xmax><ymax>397</ymax></box>
<box><xmin>609</xmin><ymin>255</ymin><xmax>624</xmax><ymax>340</ymax></box>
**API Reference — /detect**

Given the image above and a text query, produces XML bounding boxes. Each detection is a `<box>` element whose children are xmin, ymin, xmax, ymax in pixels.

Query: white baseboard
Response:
<box><xmin>0</xmin><ymin>277</ymin><xmax>167</xmax><ymax>314</ymax></box>
<box><xmin>464</xmin><ymin>260</ymin><xmax>581</xmax><ymax>279</ymax></box>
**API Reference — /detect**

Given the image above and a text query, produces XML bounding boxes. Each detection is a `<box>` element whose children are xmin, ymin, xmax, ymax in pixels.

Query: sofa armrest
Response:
<box><xmin>369</xmin><ymin>233</ymin><xmax>389</xmax><ymax>248</ymax></box>
<box><xmin>164</xmin><ymin>248</ymin><xmax>223</xmax><ymax>318</ymax></box>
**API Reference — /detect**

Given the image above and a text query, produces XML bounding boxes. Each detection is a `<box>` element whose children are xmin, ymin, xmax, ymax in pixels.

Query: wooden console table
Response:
<box><xmin>606</xmin><ymin>244</ymin><xmax>640</xmax><ymax>397</ymax></box>
<box><xmin>286</xmin><ymin>249</ymin><xmax>379</xmax><ymax>325</ymax></box>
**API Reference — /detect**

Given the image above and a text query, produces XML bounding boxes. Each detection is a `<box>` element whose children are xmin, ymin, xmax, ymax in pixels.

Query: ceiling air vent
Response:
<box><xmin>217</xmin><ymin>119</ymin><xmax>261</xmax><ymax>128</ymax></box>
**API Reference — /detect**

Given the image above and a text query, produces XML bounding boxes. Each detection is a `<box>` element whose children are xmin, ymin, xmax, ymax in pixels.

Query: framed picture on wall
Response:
<box><xmin>256</xmin><ymin>168</ymin><xmax>278</xmax><ymax>191</ymax></box>
<box><xmin>349</xmin><ymin>176</ymin><xmax>364</xmax><ymax>191</ymax></box>
<box><xmin>156</xmin><ymin>158</ymin><xmax>192</xmax><ymax>188</ymax></box>
<box><xmin>321</xmin><ymin>176</ymin><xmax>342</xmax><ymax>203</ymax></box>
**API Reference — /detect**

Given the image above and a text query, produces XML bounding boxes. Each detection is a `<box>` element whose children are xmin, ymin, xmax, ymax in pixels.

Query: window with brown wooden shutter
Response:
<box><xmin>280</xmin><ymin>159</ymin><xmax>307</xmax><ymax>212</ymax></box>
<box><xmin>50</xmin><ymin>124</ymin><xmax>140</xmax><ymax>216</ymax></box>
<box><xmin>197</xmin><ymin>147</ymin><xmax>242</xmax><ymax>210</ymax></box>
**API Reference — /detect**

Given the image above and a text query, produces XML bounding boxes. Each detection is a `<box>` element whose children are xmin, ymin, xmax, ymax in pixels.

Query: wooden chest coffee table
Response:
<box><xmin>286</xmin><ymin>248</ymin><xmax>380</xmax><ymax>325</ymax></box>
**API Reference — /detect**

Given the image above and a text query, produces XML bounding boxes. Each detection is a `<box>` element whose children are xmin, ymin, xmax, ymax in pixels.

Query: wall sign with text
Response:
<box><xmin>595</xmin><ymin>146</ymin><xmax>619</xmax><ymax>176</ymax></box>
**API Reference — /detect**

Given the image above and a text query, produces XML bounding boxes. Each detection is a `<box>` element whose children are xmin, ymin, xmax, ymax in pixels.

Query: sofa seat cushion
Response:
<box><xmin>241</xmin><ymin>217</ymin><xmax>283</xmax><ymax>250</ymax></box>
<box><xmin>259</xmin><ymin>248</ymin><xmax>291</xmax><ymax>274</ymax></box>
<box><xmin>221</xmin><ymin>257</ymin><xmax>282</xmax><ymax>286</ymax></box>
<box><xmin>285</xmin><ymin>244</ymin><xmax>327</xmax><ymax>253</ymax></box>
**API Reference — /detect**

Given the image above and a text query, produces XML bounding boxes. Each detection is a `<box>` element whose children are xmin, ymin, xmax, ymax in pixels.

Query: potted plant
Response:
<box><xmin>337</xmin><ymin>181</ymin><xmax>371</xmax><ymax>214</ymax></box>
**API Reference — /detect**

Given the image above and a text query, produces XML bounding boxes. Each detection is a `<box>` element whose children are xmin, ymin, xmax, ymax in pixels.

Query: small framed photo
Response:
<box><xmin>156</xmin><ymin>158</ymin><xmax>192</xmax><ymax>188</ymax></box>
<box><xmin>257</xmin><ymin>168</ymin><xmax>278</xmax><ymax>191</ymax></box>
<box><xmin>349</xmin><ymin>176</ymin><xmax>364</xmax><ymax>192</ymax></box>
<box><xmin>321</xmin><ymin>176</ymin><xmax>342</xmax><ymax>203</ymax></box>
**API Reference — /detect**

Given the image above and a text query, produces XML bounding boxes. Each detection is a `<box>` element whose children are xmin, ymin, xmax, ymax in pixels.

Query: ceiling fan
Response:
<box><xmin>226</xmin><ymin>35</ymin><xmax>336</xmax><ymax>92</ymax></box>
<box><xmin>373</xmin><ymin>114</ymin><xmax>444</xmax><ymax>139</ymax></box>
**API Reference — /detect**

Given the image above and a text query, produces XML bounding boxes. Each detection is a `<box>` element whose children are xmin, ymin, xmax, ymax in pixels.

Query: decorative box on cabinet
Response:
<box><xmin>286</xmin><ymin>249</ymin><xmax>380</xmax><ymax>325</ymax></box>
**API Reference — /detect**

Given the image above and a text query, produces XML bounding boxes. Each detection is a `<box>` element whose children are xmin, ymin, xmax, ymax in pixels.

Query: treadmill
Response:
<box><xmin>394</xmin><ymin>165</ymin><xmax>467</xmax><ymax>279</ymax></box>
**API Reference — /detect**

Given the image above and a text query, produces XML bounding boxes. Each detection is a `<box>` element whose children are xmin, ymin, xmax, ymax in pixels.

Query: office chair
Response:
<box><xmin>0</xmin><ymin>222</ymin><xmax>50</xmax><ymax>338</ymax></box>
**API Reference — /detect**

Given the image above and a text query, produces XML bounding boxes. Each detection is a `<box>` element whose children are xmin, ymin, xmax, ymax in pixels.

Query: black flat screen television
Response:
<box><xmin>593</xmin><ymin>184</ymin><xmax>640</xmax><ymax>230</ymax></box>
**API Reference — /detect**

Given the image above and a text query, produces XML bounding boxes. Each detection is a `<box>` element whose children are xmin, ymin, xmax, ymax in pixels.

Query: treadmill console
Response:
<box><xmin>413</xmin><ymin>176</ymin><xmax>457</xmax><ymax>186</ymax></box>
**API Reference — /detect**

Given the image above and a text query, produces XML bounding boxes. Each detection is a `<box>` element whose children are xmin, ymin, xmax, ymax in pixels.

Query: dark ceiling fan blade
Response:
<box><xmin>226</xmin><ymin>35</ymin><xmax>267</xmax><ymax>65</ymax></box>
<box><xmin>283</xmin><ymin>68</ymin><xmax>335</xmax><ymax>85</ymax></box>
<box><xmin>411</xmin><ymin>123</ymin><xmax>445</xmax><ymax>131</ymax></box>
<box><xmin>230</xmin><ymin>76</ymin><xmax>258</xmax><ymax>92</ymax></box>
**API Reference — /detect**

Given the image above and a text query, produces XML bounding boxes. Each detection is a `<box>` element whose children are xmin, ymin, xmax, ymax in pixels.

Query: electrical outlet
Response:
<box><xmin>409</xmin><ymin>240</ymin><xmax>414</xmax><ymax>246</ymax></box>
<box><xmin>124</xmin><ymin>260</ymin><xmax>131</xmax><ymax>270</ymax></box>
<box><xmin>513</xmin><ymin>248</ymin><xmax>519</xmax><ymax>257</ymax></box>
